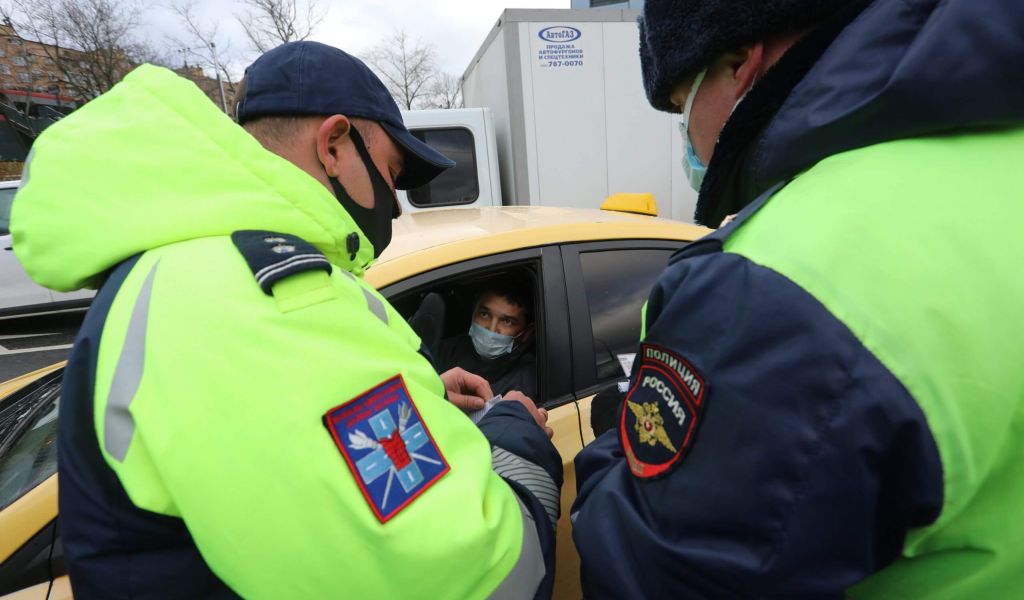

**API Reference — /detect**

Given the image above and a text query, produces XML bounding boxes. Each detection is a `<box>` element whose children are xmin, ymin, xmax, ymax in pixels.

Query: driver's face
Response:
<box><xmin>474</xmin><ymin>292</ymin><xmax>528</xmax><ymax>337</ymax></box>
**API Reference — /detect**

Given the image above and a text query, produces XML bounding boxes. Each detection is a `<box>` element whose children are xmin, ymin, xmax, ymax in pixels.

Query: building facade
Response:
<box><xmin>0</xmin><ymin>21</ymin><xmax>80</xmax><ymax>115</ymax></box>
<box><xmin>0</xmin><ymin>21</ymin><xmax>232</xmax><ymax>161</ymax></box>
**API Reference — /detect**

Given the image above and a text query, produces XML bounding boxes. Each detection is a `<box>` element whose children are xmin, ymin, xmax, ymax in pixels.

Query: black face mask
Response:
<box><xmin>323</xmin><ymin>126</ymin><xmax>400</xmax><ymax>258</ymax></box>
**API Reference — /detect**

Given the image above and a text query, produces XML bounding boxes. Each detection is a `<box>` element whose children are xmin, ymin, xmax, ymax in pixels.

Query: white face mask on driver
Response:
<box><xmin>469</xmin><ymin>322</ymin><xmax>520</xmax><ymax>359</ymax></box>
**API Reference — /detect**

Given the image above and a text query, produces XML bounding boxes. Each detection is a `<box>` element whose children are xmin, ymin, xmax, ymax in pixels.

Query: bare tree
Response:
<box><xmin>2</xmin><ymin>0</ymin><xmax>153</xmax><ymax>101</ymax></box>
<box><xmin>236</xmin><ymin>0</ymin><xmax>324</xmax><ymax>54</ymax></box>
<box><xmin>363</xmin><ymin>30</ymin><xmax>437</xmax><ymax>111</ymax></box>
<box><xmin>427</xmin><ymin>72</ymin><xmax>463</xmax><ymax>109</ymax></box>
<box><xmin>167</xmin><ymin>0</ymin><xmax>236</xmax><ymax>112</ymax></box>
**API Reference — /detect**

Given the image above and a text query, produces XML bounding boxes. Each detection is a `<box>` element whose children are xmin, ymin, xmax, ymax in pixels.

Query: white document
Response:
<box><xmin>469</xmin><ymin>394</ymin><xmax>504</xmax><ymax>424</ymax></box>
<box><xmin>617</xmin><ymin>353</ymin><xmax>636</xmax><ymax>377</ymax></box>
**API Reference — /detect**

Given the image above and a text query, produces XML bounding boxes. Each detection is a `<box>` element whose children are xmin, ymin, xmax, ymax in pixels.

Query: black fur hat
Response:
<box><xmin>639</xmin><ymin>0</ymin><xmax>852</xmax><ymax>112</ymax></box>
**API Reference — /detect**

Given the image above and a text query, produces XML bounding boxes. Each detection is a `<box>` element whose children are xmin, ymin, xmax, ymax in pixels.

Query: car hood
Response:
<box><xmin>11</xmin><ymin>64</ymin><xmax>374</xmax><ymax>292</ymax></box>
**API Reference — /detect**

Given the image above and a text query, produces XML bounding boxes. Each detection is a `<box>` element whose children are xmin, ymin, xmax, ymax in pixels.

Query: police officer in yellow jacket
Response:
<box><xmin>12</xmin><ymin>41</ymin><xmax>561</xmax><ymax>599</ymax></box>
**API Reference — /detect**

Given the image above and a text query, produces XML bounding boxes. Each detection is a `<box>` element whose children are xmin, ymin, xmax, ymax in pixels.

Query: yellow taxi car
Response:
<box><xmin>0</xmin><ymin>204</ymin><xmax>710</xmax><ymax>599</ymax></box>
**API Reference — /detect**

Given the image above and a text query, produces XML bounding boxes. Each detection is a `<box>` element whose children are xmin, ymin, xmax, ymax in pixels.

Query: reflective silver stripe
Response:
<box><xmin>491</xmin><ymin>446</ymin><xmax>559</xmax><ymax>528</ymax></box>
<box><xmin>341</xmin><ymin>270</ymin><xmax>388</xmax><ymax>324</ymax></box>
<box><xmin>254</xmin><ymin>253</ymin><xmax>329</xmax><ymax>285</ymax></box>
<box><xmin>363</xmin><ymin>289</ymin><xmax>388</xmax><ymax>325</ymax></box>
<box><xmin>104</xmin><ymin>261</ymin><xmax>159</xmax><ymax>462</ymax></box>
<box><xmin>488</xmin><ymin>496</ymin><xmax>546</xmax><ymax>600</ymax></box>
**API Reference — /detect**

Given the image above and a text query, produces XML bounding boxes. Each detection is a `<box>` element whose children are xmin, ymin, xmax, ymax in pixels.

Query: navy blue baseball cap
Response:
<box><xmin>236</xmin><ymin>41</ymin><xmax>454</xmax><ymax>190</ymax></box>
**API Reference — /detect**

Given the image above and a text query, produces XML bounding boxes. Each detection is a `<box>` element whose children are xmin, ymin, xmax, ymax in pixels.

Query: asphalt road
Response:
<box><xmin>0</xmin><ymin>309</ymin><xmax>85</xmax><ymax>382</ymax></box>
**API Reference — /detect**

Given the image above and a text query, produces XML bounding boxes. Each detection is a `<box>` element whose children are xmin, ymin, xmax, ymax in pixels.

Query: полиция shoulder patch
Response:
<box><xmin>620</xmin><ymin>343</ymin><xmax>707</xmax><ymax>479</ymax></box>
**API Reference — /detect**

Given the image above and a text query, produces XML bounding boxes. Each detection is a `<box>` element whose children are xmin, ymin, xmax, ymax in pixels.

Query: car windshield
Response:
<box><xmin>0</xmin><ymin>368</ymin><xmax>62</xmax><ymax>511</ymax></box>
<box><xmin>0</xmin><ymin>187</ymin><xmax>16</xmax><ymax>236</ymax></box>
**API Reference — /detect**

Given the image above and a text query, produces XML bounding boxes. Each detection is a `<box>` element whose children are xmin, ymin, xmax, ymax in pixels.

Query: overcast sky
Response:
<box><xmin>146</xmin><ymin>0</ymin><xmax>571</xmax><ymax>79</ymax></box>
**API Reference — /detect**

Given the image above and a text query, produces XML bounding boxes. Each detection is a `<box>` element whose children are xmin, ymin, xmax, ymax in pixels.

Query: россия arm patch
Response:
<box><xmin>620</xmin><ymin>343</ymin><xmax>707</xmax><ymax>479</ymax></box>
<box><xmin>323</xmin><ymin>375</ymin><xmax>449</xmax><ymax>523</ymax></box>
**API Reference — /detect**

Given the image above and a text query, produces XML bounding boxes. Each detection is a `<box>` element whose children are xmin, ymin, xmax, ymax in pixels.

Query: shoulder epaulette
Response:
<box><xmin>230</xmin><ymin>230</ymin><xmax>332</xmax><ymax>294</ymax></box>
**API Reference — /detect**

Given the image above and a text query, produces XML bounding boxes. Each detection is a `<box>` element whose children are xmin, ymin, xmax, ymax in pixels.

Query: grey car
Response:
<box><xmin>0</xmin><ymin>180</ymin><xmax>93</xmax><ymax>316</ymax></box>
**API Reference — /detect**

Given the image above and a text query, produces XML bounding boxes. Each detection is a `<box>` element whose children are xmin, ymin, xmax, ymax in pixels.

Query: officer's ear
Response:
<box><xmin>718</xmin><ymin>42</ymin><xmax>765</xmax><ymax>102</ymax></box>
<box><xmin>316</xmin><ymin>114</ymin><xmax>353</xmax><ymax>178</ymax></box>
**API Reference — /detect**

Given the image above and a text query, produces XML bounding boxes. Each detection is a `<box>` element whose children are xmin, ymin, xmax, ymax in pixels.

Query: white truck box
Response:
<box><xmin>461</xmin><ymin>8</ymin><xmax>697</xmax><ymax>222</ymax></box>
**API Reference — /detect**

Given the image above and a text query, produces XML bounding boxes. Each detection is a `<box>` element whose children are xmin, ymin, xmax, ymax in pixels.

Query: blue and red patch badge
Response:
<box><xmin>620</xmin><ymin>343</ymin><xmax>707</xmax><ymax>479</ymax></box>
<box><xmin>324</xmin><ymin>375</ymin><xmax>449</xmax><ymax>523</ymax></box>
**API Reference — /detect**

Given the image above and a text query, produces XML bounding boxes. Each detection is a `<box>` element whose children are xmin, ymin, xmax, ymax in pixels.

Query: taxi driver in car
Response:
<box><xmin>433</xmin><ymin>276</ymin><xmax>548</xmax><ymax>433</ymax></box>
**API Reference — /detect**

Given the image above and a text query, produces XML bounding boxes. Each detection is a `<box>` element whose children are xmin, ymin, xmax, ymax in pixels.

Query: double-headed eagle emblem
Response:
<box><xmin>627</xmin><ymin>400</ymin><xmax>677</xmax><ymax>453</ymax></box>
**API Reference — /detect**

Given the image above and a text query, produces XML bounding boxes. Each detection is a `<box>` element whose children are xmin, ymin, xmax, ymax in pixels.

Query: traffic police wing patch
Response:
<box><xmin>620</xmin><ymin>343</ymin><xmax>707</xmax><ymax>479</ymax></box>
<box><xmin>324</xmin><ymin>376</ymin><xmax>449</xmax><ymax>523</ymax></box>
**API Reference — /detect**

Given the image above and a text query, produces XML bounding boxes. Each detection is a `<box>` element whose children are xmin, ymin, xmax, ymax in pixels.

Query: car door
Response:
<box><xmin>560</xmin><ymin>240</ymin><xmax>687</xmax><ymax>445</ymax></box>
<box><xmin>379</xmin><ymin>245</ymin><xmax>584</xmax><ymax>599</ymax></box>
<box><xmin>0</xmin><ymin>185</ymin><xmax>53</xmax><ymax>313</ymax></box>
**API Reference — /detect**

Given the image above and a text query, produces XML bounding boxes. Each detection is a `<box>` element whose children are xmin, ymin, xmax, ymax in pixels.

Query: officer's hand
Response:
<box><xmin>505</xmin><ymin>390</ymin><xmax>553</xmax><ymax>438</ymax></box>
<box><xmin>440</xmin><ymin>367</ymin><xmax>492</xmax><ymax>412</ymax></box>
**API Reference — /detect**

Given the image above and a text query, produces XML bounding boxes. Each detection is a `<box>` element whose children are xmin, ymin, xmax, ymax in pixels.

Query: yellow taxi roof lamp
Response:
<box><xmin>600</xmin><ymin>193</ymin><xmax>658</xmax><ymax>217</ymax></box>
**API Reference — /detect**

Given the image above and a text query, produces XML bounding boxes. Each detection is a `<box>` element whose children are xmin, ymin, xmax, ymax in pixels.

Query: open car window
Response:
<box><xmin>390</xmin><ymin>263</ymin><xmax>545</xmax><ymax>406</ymax></box>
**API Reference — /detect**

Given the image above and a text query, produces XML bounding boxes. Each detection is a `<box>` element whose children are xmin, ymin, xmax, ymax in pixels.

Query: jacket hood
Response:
<box><xmin>699</xmin><ymin>0</ymin><xmax>1024</xmax><ymax>225</ymax></box>
<box><xmin>12</xmin><ymin>64</ymin><xmax>375</xmax><ymax>291</ymax></box>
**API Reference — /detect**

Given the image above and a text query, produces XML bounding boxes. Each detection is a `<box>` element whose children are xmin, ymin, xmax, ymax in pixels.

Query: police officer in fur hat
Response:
<box><xmin>571</xmin><ymin>0</ymin><xmax>1024</xmax><ymax>596</ymax></box>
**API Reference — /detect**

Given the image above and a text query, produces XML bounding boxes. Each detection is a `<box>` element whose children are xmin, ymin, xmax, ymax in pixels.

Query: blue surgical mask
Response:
<box><xmin>679</xmin><ymin>68</ymin><xmax>708</xmax><ymax>192</ymax></box>
<box><xmin>469</xmin><ymin>322</ymin><xmax>517</xmax><ymax>359</ymax></box>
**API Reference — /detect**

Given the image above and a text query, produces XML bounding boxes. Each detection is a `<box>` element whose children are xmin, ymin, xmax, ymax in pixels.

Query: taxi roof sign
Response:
<box><xmin>600</xmin><ymin>193</ymin><xmax>658</xmax><ymax>217</ymax></box>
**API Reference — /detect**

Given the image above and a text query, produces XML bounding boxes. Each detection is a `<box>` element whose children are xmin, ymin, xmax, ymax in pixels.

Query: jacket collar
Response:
<box><xmin>694</xmin><ymin>1</ymin><xmax>869</xmax><ymax>226</ymax></box>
